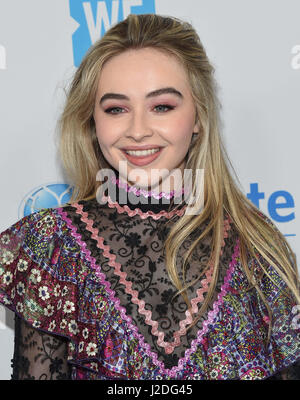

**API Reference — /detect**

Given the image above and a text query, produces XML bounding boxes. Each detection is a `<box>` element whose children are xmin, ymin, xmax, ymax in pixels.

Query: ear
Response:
<box><xmin>193</xmin><ymin>109</ymin><xmax>201</xmax><ymax>133</ymax></box>
<box><xmin>193</xmin><ymin>118</ymin><xmax>201</xmax><ymax>135</ymax></box>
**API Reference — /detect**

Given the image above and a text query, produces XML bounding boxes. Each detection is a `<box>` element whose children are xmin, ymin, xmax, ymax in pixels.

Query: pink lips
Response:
<box><xmin>121</xmin><ymin>147</ymin><xmax>163</xmax><ymax>166</ymax></box>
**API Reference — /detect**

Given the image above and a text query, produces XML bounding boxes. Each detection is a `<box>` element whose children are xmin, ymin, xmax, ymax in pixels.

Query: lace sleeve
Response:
<box><xmin>266</xmin><ymin>360</ymin><xmax>300</xmax><ymax>380</ymax></box>
<box><xmin>11</xmin><ymin>314</ymin><xmax>72</xmax><ymax>380</ymax></box>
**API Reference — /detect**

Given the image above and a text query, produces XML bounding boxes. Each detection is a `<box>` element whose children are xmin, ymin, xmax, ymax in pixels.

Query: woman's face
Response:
<box><xmin>93</xmin><ymin>47</ymin><xmax>199</xmax><ymax>190</ymax></box>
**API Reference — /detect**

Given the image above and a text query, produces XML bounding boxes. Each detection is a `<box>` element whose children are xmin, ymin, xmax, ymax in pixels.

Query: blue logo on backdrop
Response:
<box><xmin>70</xmin><ymin>0</ymin><xmax>156</xmax><ymax>67</ymax></box>
<box><xmin>247</xmin><ymin>182</ymin><xmax>296</xmax><ymax>237</ymax></box>
<box><xmin>19</xmin><ymin>184</ymin><xmax>73</xmax><ymax>218</ymax></box>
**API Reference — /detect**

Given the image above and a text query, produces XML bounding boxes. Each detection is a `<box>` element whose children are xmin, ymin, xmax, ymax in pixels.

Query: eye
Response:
<box><xmin>154</xmin><ymin>104</ymin><xmax>175</xmax><ymax>113</ymax></box>
<box><xmin>104</xmin><ymin>107</ymin><xmax>125</xmax><ymax>114</ymax></box>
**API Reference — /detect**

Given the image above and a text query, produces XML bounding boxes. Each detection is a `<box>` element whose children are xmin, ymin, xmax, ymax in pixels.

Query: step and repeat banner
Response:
<box><xmin>0</xmin><ymin>0</ymin><xmax>299</xmax><ymax>379</ymax></box>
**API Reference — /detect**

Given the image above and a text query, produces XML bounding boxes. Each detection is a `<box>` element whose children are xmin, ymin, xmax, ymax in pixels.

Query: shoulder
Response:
<box><xmin>241</xmin><ymin>210</ymin><xmax>297</xmax><ymax>297</ymax></box>
<box><xmin>1</xmin><ymin>201</ymin><xmax>86</xmax><ymax>241</ymax></box>
<box><xmin>0</xmin><ymin>205</ymin><xmax>84</xmax><ymax>279</ymax></box>
<box><xmin>3</xmin><ymin>206</ymin><xmax>65</xmax><ymax>237</ymax></box>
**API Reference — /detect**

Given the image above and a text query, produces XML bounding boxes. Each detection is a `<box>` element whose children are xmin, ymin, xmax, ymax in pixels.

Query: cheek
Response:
<box><xmin>168</xmin><ymin>114</ymin><xmax>195</xmax><ymax>143</ymax></box>
<box><xmin>94</xmin><ymin>117</ymin><xmax>118</xmax><ymax>147</ymax></box>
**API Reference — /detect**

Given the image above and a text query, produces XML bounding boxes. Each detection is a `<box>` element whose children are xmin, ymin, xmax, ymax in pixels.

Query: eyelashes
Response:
<box><xmin>153</xmin><ymin>104</ymin><xmax>175</xmax><ymax>113</ymax></box>
<box><xmin>104</xmin><ymin>104</ymin><xmax>175</xmax><ymax>114</ymax></box>
<box><xmin>104</xmin><ymin>106</ymin><xmax>124</xmax><ymax>114</ymax></box>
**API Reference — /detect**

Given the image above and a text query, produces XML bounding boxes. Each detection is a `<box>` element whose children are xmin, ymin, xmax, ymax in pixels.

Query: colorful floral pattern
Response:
<box><xmin>0</xmin><ymin>203</ymin><xmax>300</xmax><ymax>380</ymax></box>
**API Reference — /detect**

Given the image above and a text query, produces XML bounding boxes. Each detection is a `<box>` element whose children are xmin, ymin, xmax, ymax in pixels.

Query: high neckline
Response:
<box><xmin>99</xmin><ymin>168</ymin><xmax>187</xmax><ymax>217</ymax></box>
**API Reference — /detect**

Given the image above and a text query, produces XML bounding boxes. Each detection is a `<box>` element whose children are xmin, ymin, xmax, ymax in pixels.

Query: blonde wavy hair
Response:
<box><xmin>56</xmin><ymin>13</ymin><xmax>300</xmax><ymax>345</ymax></box>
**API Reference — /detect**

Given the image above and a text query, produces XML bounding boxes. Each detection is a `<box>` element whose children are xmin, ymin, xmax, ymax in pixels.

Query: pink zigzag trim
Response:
<box><xmin>72</xmin><ymin>204</ymin><xmax>168</xmax><ymax>341</ymax></box>
<box><xmin>102</xmin><ymin>195</ymin><xmax>186</xmax><ymax>220</ymax></box>
<box><xmin>57</xmin><ymin>205</ymin><xmax>240</xmax><ymax>377</ymax></box>
<box><xmin>74</xmin><ymin>204</ymin><xmax>233</xmax><ymax>354</ymax></box>
<box><xmin>111</xmin><ymin>174</ymin><xmax>185</xmax><ymax>199</ymax></box>
<box><xmin>156</xmin><ymin>217</ymin><xmax>231</xmax><ymax>354</ymax></box>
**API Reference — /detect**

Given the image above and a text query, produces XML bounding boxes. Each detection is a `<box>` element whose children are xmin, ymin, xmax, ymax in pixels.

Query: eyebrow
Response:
<box><xmin>99</xmin><ymin>87</ymin><xmax>183</xmax><ymax>104</ymax></box>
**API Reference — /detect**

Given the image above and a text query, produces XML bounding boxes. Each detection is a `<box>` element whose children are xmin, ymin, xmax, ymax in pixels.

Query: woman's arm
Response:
<box><xmin>11</xmin><ymin>314</ymin><xmax>72</xmax><ymax>380</ymax></box>
<box><xmin>266</xmin><ymin>361</ymin><xmax>300</xmax><ymax>380</ymax></box>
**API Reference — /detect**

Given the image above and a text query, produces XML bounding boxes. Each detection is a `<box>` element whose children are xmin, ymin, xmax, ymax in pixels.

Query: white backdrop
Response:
<box><xmin>0</xmin><ymin>0</ymin><xmax>299</xmax><ymax>379</ymax></box>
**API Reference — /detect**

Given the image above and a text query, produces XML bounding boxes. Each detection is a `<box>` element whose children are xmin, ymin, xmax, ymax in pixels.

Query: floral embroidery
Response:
<box><xmin>86</xmin><ymin>343</ymin><xmax>97</xmax><ymax>357</ymax></box>
<box><xmin>63</xmin><ymin>301</ymin><xmax>75</xmax><ymax>314</ymax></box>
<box><xmin>39</xmin><ymin>286</ymin><xmax>50</xmax><ymax>301</ymax></box>
<box><xmin>17</xmin><ymin>259</ymin><xmax>28</xmax><ymax>272</ymax></box>
<box><xmin>0</xmin><ymin>200</ymin><xmax>299</xmax><ymax>380</ymax></box>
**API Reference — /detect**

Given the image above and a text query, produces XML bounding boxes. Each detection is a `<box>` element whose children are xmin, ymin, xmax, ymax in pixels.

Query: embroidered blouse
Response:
<box><xmin>1</xmin><ymin>173</ymin><xmax>300</xmax><ymax>380</ymax></box>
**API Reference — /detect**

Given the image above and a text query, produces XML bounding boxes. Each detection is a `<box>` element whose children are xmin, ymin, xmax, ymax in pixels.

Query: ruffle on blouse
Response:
<box><xmin>0</xmin><ymin>209</ymin><xmax>132</xmax><ymax>379</ymax></box>
<box><xmin>0</xmin><ymin>206</ymin><xmax>300</xmax><ymax>380</ymax></box>
<box><xmin>211</xmin><ymin>246</ymin><xmax>300</xmax><ymax>380</ymax></box>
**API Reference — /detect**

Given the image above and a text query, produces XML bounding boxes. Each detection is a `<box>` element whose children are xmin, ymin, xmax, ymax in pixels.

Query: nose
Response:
<box><xmin>125</xmin><ymin>108</ymin><xmax>153</xmax><ymax>141</ymax></box>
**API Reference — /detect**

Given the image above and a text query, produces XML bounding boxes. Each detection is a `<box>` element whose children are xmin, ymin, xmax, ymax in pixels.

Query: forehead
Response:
<box><xmin>97</xmin><ymin>47</ymin><xmax>191</xmax><ymax>93</ymax></box>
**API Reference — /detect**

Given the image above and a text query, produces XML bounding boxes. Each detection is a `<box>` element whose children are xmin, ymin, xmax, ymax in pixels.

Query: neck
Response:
<box><xmin>104</xmin><ymin>168</ymin><xmax>186</xmax><ymax>214</ymax></box>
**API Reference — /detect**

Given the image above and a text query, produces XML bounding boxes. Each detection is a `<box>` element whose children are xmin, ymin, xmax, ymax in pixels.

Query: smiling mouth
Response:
<box><xmin>120</xmin><ymin>147</ymin><xmax>164</xmax><ymax>166</ymax></box>
<box><xmin>123</xmin><ymin>148</ymin><xmax>161</xmax><ymax>156</ymax></box>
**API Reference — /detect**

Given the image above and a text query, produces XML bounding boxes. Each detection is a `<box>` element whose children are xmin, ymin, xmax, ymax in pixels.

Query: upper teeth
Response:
<box><xmin>125</xmin><ymin>148</ymin><xmax>160</xmax><ymax>156</ymax></box>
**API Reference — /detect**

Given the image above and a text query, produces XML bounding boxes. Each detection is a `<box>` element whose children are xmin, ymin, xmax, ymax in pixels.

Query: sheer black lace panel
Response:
<box><xmin>63</xmin><ymin>199</ymin><xmax>239</xmax><ymax>369</ymax></box>
<box><xmin>11</xmin><ymin>314</ymin><xmax>71</xmax><ymax>380</ymax></box>
<box><xmin>265</xmin><ymin>360</ymin><xmax>300</xmax><ymax>380</ymax></box>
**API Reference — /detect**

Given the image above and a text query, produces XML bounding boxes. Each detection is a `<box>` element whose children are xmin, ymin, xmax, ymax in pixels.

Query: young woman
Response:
<box><xmin>0</xmin><ymin>14</ymin><xmax>299</xmax><ymax>380</ymax></box>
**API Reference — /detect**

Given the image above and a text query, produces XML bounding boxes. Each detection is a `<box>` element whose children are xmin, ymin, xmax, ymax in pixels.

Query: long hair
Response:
<box><xmin>56</xmin><ymin>13</ymin><xmax>300</xmax><ymax>345</ymax></box>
